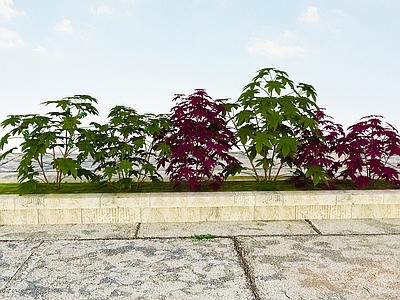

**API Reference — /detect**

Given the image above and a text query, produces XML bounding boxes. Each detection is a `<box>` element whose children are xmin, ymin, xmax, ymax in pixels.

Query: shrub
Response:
<box><xmin>0</xmin><ymin>95</ymin><xmax>98</xmax><ymax>193</ymax></box>
<box><xmin>290</xmin><ymin>108</ymin><xmax>345</xmax><ymax>187</ymax></box>
<box><xmin>338</xmin><ymin>115</ymin><xmax>400</xmax><ymax>188</ymax></box>
<box><xmin>223</xmin><ymin>67</ymin><xmax>319</xmax><ymax>181</ymax></box>
<box><xmin>77</xmin><ymin>105</ymin><xmax>171</xmax><ymax>190</ymax></box>
<box><xmin>156</xmin><ymin>89</ymin><xmax>241</xmax><ymax>190</ymax></box>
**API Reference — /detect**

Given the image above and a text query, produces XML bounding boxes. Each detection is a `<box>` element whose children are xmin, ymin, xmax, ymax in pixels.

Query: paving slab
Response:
<box><xmin>0</xmin><ymin>220</ymin><xmax>399</xmax><ymax>299</ymax></box>
<box><xmin>138</xmin><ymin>220</ymin><xmax>317</xmax><ymax>238</ymax></box>
<box><xmin>0</xmin><ymin>224</ymin><xmax>138</xmax><ymax>241</ymax></box>
<box><xmin>239</xmin><ymin>235</ymin><xmax>400</xmax><ymax>300</ymax></box>
<box><xmin>0</xmin><ymin>241</ymin><xmax>42</xmax><ymax>291</ymax></box>
<box><xmin>0</xmin><ymin>238</ymin><xmax>253</xmax><ymax>300</ymax></box>
<box><xmin>310</xmin><ymin>218</ymin><xmax>400</xmax><ymax>235</ymax></box>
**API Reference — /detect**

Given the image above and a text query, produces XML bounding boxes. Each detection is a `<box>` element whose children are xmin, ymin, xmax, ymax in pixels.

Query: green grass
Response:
<box><xmin>0</xmin><ymin>179</ymin><xmax>398</xmax><ymax>195</ymax></box>
<box><xmin>189</xmin><ymin>234</ymin><xmax>214</xmax><ymax>242</ymax></box>
<box><xmin>0</xmin><ymin>183</ymin><xmax>19</xmax><ymax>194</ymax></box>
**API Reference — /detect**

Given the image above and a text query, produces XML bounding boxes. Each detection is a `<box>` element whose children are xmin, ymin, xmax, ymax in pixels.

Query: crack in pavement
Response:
<box><xmin>305</xmin><ymin>219</ymin><xmax>323</xmax><ymax>235</ymax></box>
<box><xmin>2</xmin><ymin>231</ymin><xmax>400</xmax><ymax>243</ymax></box>
<box><xmin>134</xmin><ymin>222</ymin><xmax>141</xmax><ymax>238</ymax></box>
<box><xmin>232</xmin><ymin>237</ymin><xmax>261</xmax><ymax>300</ymax></box>
<box><xmin>0</xmin><ymin>240</ymin><xmax>45</xmax><ymax>294</ymax></box>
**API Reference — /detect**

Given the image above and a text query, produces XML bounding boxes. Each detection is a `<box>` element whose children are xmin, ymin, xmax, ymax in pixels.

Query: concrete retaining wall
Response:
<box><xmin>0</xmin><ymin>190</ymin><xmax>400</xmax><ymax>225</ymax></box>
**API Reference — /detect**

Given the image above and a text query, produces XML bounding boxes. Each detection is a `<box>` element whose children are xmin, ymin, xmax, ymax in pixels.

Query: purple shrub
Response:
<box><xmin>291</xmin><ymin>108</ymin><xmax>345</xmax><ymax>187</ymax></box>
<box><xmin>338</xmin><ymin>115</ymin><xmax>400</xmax><ymax>188</ymax></box>
<box><xmin>156</xmin><ymin>89</ymin><xmax>241</xmax><ymax>190</ymax></box>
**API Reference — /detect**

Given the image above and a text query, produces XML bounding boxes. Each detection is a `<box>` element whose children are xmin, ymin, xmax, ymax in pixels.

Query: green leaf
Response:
<box><xmin>276</xmin><ymin>136</ymin><xmax>298</xmax><ymax>158</ymax></box>
<box><xmin>54</xmin><ymin>158</ymin><xmax>81</xmax><ymax>178</ymax></box>
<box><xmin>0</xmin><ymin>147</ymin><xmax>16</xmax><ymax>161</ymax></box>
<box><xmin>76</xmin><ymin>168</ymin><xmax>95</xmax><ymax>181</ymax></box>
<box><xmin>254</xmin><ymin>67</ymin><xmax>274</xmax><ymax>80</ymax></box>
<box><xmin>219</xmin><ymin>101</ymin><xmax>238</xmax><ymax>114</ymax></box>
<box><xmin>236</xmin><ymin>110</ymin><xmax>254</xmax><ymax>126</ymax></box>
<box><xmin>252</xmin><ymin>132</ymin><xmax>273</xmax><ymax>154</ymax></box>
<box><xmin>248</xmin><ymin>146</ymin><xmax>257</xmax><ymax>161</ymax></box>
<box><xmin>1</xmin><ymin>115</ymin><xmax>23</xmax><ymax>128</ymax></box>
<box><xmin>0</xmin><ymin>133</ymin><xmax>11</xmax><ymax>150</ymax></box>
<box><xmin>305</xmin><ymin>165</ymin><xmax>329</xmax><ymax>186</ymax></box>
<box><xmin>266</xmin><ymin>111</ymin><xmax>281</xmax><ymax>130</ymax></box>
<box><xmin>42</xmin><ymin>99</ymin><xmax>69</xmax><ymax>110</ymax></box>
<box><xmin>276</xmin><ymin>74</ymin><xmax>294</xmax><ymax>90</ymax></box>
<box><xmin>133</xmin><ymin>137</ymin><xmax>145</xmax><ymax>149</ymax></box>
<box><xmin>299</xmin><ymin>116</ymin><xmax>317</xmax><ymax>130</ymax></box>
<box><xmin>117</xmin><ymin>160</ymin><xmax>133</xmax><ymax>172</ymax></box>
<box><xmin>237</xmin><ymin>125</ymin><xmax>255</xmax><ymax>146</ymax></box>
<box><xmin>156</xmin><ymin>142</ymin><xmax>171</xmax><ymax>156</ymax></box>
<box><xmin>265</xmin><ymin>80</ymin><xmax>284</xmax><ymax>95</ymax></box>
<box><xmin>298</xmin><ymin>83</ymin><xmax>317</xmax><ymax>102</ymax></box>
<box><xmin>143</xmin><ymin>163</ymin><xmax>156</xmax><ymax>174</ymax></box>
<box><xmin>104</xmin><ymin>166</ymin><xmax>117</xmax><ymax>180</ymax></box>
<box><xmin>62</xmin><ymin>116</ymin><xmax>79</xmax><ymax>133</ymax></box>
<box><xmin>280</xmin><ymin>96</ymin><xmax>298</xmax><ymax>119</ymax></box>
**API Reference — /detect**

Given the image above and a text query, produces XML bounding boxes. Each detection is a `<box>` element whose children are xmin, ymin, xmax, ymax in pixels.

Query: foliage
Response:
<box><xmin>189</xmin><ymin>234</ymin><xmax>214</xmax><ymax>241</ymax></box>
<box><xmin>1</xmin><ymin>68</ymin><xmax>399</xmax><ymax>193</ymax></box>
<box><xmin>223</xmin><ymin>67</ymin><xmax>319</xmax><ymax>182</ymax></box>
<box><xmin>156</xmin><ymin>89</ymin><xmax>241</xmax><ymax>190</ymax></box>
<box><xmin>338</xmin><ymin>115</ymin><xmax>400</xmax><ymax>188</ymax></box>
<box><xmin>77</xmin><ymin>105</ymin><xmax>171</xmax><ymax>191</ymax></box>
<box><xmin>290</xmin><ymin>109</ymin><xmax>345</xmax><ymax>188</ymax></box>
<box><xmin>0</xmin><ymin>95</ymin><xmax>98</xmax><ymax>193</ymax></box>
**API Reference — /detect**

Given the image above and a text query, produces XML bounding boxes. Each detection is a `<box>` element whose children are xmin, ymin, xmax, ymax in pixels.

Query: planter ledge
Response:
<box><xmin>0</xmin><ymin>190</ymin><xmax>399</xmax><ymax>225</ymax></box>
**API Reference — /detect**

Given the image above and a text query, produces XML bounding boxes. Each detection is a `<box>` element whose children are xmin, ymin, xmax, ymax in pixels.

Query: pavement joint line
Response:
<box><xmin>232</xmin><ymin>236</ymin><xmax>261</xmax><ymax>300</ymax></box>
<box><xmin>0</xmin><ymin>240</ymin><xmax>45</xmax><ymax>294</ymax></box>
<box><xmin>308</xmin><ymin>232</ymin><xmax>400</xmax><ymax>237</ymax></box>
<box><xmin>304</xmin><ymin>219</ymin><xmax>323</xmax><ymax>235</ymax></box>
<box><xmin>134</xmin><ymin>222</ymin><xmax>141</xmax><ymax>238</ymax></box>
<box><xmin>134</xmin><ymin>233</ymin><xmax>320</xmax><ymax>240</ymax></box>
<box><xmin>1</xmin><ymin>232</ymin><xmax>400</xmax><ymax>243</ymax></box>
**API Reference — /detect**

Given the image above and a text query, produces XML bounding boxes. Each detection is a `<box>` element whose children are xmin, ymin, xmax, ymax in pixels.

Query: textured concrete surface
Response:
<box><xmin>1</xmin><ymin>239</ymin><xmax>252</xmax><ymax>300</ymax></box>
<box><xmin>138</xmin><ymin>220</ymin><xmax>317</xmax><ymax>238</ymax></box>
<box><xmin>0</xmin><ymin>219</ymin><xmax>399</xmax><ymax>299</ymax></box>
<box><xmin>242</xmin><ymin>235</ymin><xmax>400</xmax><ymax>300</ymax></box>
<box><xmin>0</xmin><ymin>223</ymin><xmax>138</xmax><ymax>241</ymax></box>
<box><xmin>310</xmin><ymin>218</ymin><xmax>400</xmax><ymax>235</ymax></box>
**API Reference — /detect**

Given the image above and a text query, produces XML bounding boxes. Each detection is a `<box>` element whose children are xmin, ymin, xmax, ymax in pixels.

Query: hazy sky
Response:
<box><xmin>1</xmin><ymin>0</ymin><xmax>400</xmax><ymax>138</ymax></box>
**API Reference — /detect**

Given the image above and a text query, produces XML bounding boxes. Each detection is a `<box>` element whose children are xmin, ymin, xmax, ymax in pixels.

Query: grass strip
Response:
<box><xmin>0</xmin><ymin>179</ymin><xmax>398</xmax><ymax>195</ymax></box>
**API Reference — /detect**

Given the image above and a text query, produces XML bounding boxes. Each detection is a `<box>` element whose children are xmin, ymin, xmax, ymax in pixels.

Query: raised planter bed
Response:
<box><xmin>1</xmin><ymin>190</ymin><xmax>400</xmax><ymax>225</ymax></box>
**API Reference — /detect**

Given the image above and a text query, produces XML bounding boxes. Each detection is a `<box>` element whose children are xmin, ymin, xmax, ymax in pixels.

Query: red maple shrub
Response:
<box><xmin>338</xmin><ymin>115</ymin><xmax>400</xmax><ymax>188</ymax></box>
<box><xmin>290</xmin><ymin>108</ymin><xmax>345</xmax><ymax>187</ymax></box>
<box><xmin>291</xmin><ymin>112</ymin><xmax>400</xmax><ymax>189</ymax></box>
<box><xmin>155</xmin><ymin>89</ymin><xmax>241</xmax><ymax>190</ymax></box>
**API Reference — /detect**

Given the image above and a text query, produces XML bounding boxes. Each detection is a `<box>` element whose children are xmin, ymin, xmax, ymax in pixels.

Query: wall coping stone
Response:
<box><xmin>0</xmin><ymin>190</ymin><xmax>399</xmax><ymax>225</ymax></box>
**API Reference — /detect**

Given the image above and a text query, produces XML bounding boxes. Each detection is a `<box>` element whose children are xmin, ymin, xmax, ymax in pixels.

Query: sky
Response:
<box><xmin>1</xmin><ymin>0</ymin><xmax>400</xmax><ymax>144</ymax></box>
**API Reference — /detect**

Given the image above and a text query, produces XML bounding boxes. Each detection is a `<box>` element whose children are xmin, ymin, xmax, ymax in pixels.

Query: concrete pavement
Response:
<box><xmin>0</xmin><ymin>219</ymin><xmax>399</xmax><ymax>299</ymax></box>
